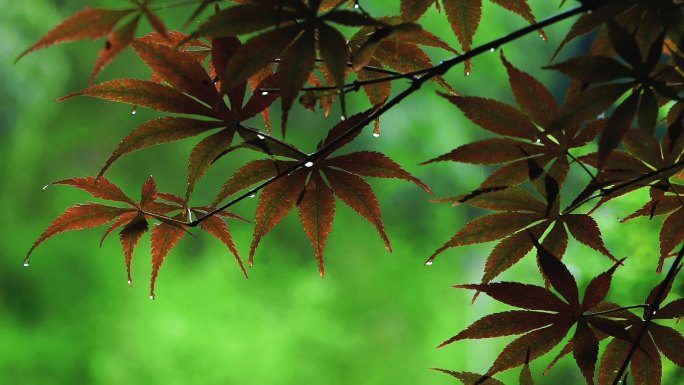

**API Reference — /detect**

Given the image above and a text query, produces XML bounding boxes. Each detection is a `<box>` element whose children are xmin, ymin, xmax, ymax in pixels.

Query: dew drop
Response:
<box><xmin>150</xmin><ymin>295</ymin><xmax>156</xmax><ymax>300</ymax></box>
<box><xmin>489</xmin><ymin>47</ymin><xmax>495</xmax><ymax>52</ymax></box>
<box><xmin>249</xmin><ymin>193</ymin><xmax>256</xmax><ymax>198</ymax></box>
<box><xmin>261</xmin><ymin>91</ymin><xmax>269</xmax><ymax>96</ymax></box>
<box><xmin>23</xmin><ymin>261</ymin><xmax>30</xmax><ymax>268</ymax></box>
<box><xmin>257</xmin><ymin>134</ymin><xmax>265</xmax><ymax>140</ymax></box>
<box><xmin>42</xmin><ymin>184</ymin><xmax>50</xmax><ymax>191</ymax></box>
<box><xmin>131</xmin><ymin>106</ymin><xmax>138</xmax><ymax>115</ymax></box>
<box><xmin>539</xmin><ymin>33</ymin><xmax>547</xmax><ymax>41</ymax></box>
<box><xmin>535</xmin><ymin>138</ymin><xmax>541</xmax><ymax>143</ymax></box>
<box><xmin>340</xmin><ymin>116</ymin><xmax>346</xmax><ymax>121</ymax></box>
<box><xmin>304</xmin><ymin>161</ymin><xmax>314</xmax><ymax>168</ymax></box>
<box><xmin>354</xmin><ymin>3</ymin><xmax>360</xmax><ymax>8</ymax></box>
<box><xmin>465</xmin><ymin>70</ymin><xmax>471</xmax><ymax>76</ymax></box>
<box><xmin>372</xmin><ymin>132</ymin><xmax>380</xmax><ymax>138</ymax></box>
<box><xmin>425</xmin><ymin>260</ymin><xmax>433</xmax><ymax>266</ymax></box>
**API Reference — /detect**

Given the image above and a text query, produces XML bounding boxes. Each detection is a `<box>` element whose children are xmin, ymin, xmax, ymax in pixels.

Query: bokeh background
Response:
<box><xmin>1</xmin><ymin>1</ymin><xmax>681</xmax><ymax>384</ymax></box>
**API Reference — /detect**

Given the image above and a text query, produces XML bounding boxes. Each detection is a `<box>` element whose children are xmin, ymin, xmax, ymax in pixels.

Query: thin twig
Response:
<box><xmin>584</xmin><ymin>304</ymin><xmax>649</xmax><ymax>317</ymax></box>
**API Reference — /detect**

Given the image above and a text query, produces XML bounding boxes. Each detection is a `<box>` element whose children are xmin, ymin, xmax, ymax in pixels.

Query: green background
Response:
<box><xmin>1</xmin><ymin>1</ymin><xmax>681</xmax><ymax>384</ymax></box>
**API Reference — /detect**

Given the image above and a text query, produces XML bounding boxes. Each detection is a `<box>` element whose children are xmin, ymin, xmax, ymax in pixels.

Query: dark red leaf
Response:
<box><xmin>99</xmin><ymin>118</ymin><xmax>224</xmax><ymax>177</ymax></box>
<box><xmin>132</xmin><ymin>40</ymin><xmax>221</xmax><ymax>105</ymax></box>
<box><xmin>582</xmin><ymin>259</ymin><xmax>623</xmax><ymax>311</ymax></box>
<box><xmin>91</xmin><ymin>15</ymin><xmax>140</xmax><ymax>82</ymax></box>
<box><xmin>140</xmin><ymin>175</ymin><xmax>158</xmax><ymax>209</ymax></box>
<box><xmin>422</xmin><ymin>138</ymin><xmax>537</xmax><ymax>165</ymax></box>
<box><xmin>564</xmin><ymin>214</ymin><xmax>618</xmax><ymax>262</ymax></box>
<box><xmin>278</xmin><ymin>29</ymin><xmax>316</xmax><ymax>133</ymax></box>
<box><xmin>439</xmin><ymin>310</ymin><xmax>557</xmax><ymax>347</ymax></box>
<box><xmin>650</xmin><ymin>323</ymin><xmax>684</xmax><ymax>366</ymax></box>
<box><xmin>442</xmin><ymin>0</ymin><xmax>481</xmax><ymax>74</ymax></box>
<box><xmin>223</xmin><ymin>25</ymin><xmax>302</xmax><ymax>89</ymax></box>
<box><xmin>186</xmin><ymin>128</ymin><xmax>236</xmax><ymax>200</ymax></box>
<box><xmin>488</xmin><ymin>321</ymin><xmax>573</xmax><ymax>375</ymax></box>
<box><xmin>214</xmin><ymin>160</ymin><xmax>294</xmax><ymax>205</ymax></box>
<box><xmin>27</xmin><ymin>203</ymin><xmax>132</xmax><ymax>260</ymax></box>
<box><xmin>659</xmin><ymin>208</ymin><xmax>684</xmax><ymax>265</ymax></box>
<box><xmin>480</xmin><ymin>223</ymin><xmax>545</xmax><ymax>284</ymax></box>
<box><xmin>549</xmin><ymin>83</ymin><xmax>631</xmax><ymax>133</ymax></box>
<box><xmin>297</xmin><ymin>172</ymin><xmax>336</xmax><ymax>277</ymax></box>
<box><xmin>655</xmin><ymin>298</ymin><xmax>684</xmax><ymax>319</ymax></box>
<box><xmin>401</xmin><ymin>0</ymin><xmax>435</xmax><ymax>21</ymax></box>
<box><xmin>318</xmin><ymin>108</ymin><xmax>377</xmax><ymax>156</ymax></box>
<box><xmin>318</xmin><ymin>23</ymin><xmax>349</xmax><ymax>89</ymax></box>
<box><xmin>250</xmin><ymin>170</ymin><xmax>308</xmax><ymax>265</ymax></box>
<box><xmin>16</xmin><ymin>7</ymin><xmax>134</xmax><ymax>62</ymax></box>
<box><xmin>572</xmin><ymin>322</ymin><xmax>599</xmax><ymax>385</ymax></box>
<box><xmin>326</xmin><ymin>151</ymin><xmax>431</xmax><ymax>193</ymax></box>
<box><xmin>53</xmin><ymin>176</ymin><xmax>135</xmax><ymax>206</ymax></box>
<box><xmin>439</xmin><ymin>93</ymin><xmax>539</xmax><ymax>140</ymax></box>
<box><xmin>119</xmin><ymin>213</ymin><xmax>148</xmax><ymax>285</ymax></box>
<box><xmin>598</xmin><ymin>91</ymin><xmax>639</xmax><ymax>167</ymax></box>
<box><xmin>455</xmin><ymin>282</ymin><xmax>568</xmax><ymax>312</ymax></box>
<box><xmin>432</xmin><ymin>369</ymin><xmax>505</xmax><ymax>385</ymax></box>
<box><xmin>150</xmin><ymin>222</ymin><xmax>186</xmax><ymax>298</ymax></box>
<box><xmin>100</xmin><ymin>210</ymin><xmax>138</xmax><ymax>246</ymax></box>
<box><xmin>324</xmin><ymin>168</ymin><xmax>392</xmax><ymax>252</ymax></box>
<box><xmin>187</xmin><ymin>4</ymin><xmax>298</xmax><ymax>39</ymax></box>
<box><xmin>58</xmin><ymin>79</ymin><xmax>216</xmax><ymax>116</ymax></box>
<box><xmin>428</xmin><ymin>212</ymin><xmax>540</xmax><ymax>263</ymax></box>
<box><xmin>531</xmin><ymin>233</ymin><xmax>580</xmax><ymax>309</ymax></box>
<box><xmin>198</xmin><ymin>214</ymin><xmax>247</xmax><ymax>278</ymax></box>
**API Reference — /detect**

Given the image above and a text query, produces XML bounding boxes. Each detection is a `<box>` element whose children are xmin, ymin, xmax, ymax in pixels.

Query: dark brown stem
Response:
<box><xmin>584</xmin><ymin>304</ymin><xmax>648</xmax><ymax>317</ymax></box>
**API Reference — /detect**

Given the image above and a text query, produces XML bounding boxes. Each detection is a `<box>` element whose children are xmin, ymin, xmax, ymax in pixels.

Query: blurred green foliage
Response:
<box><xmin>0</xmin><ymin>1</ymin><xmax>681</xmax><ymax>385</ymax></box>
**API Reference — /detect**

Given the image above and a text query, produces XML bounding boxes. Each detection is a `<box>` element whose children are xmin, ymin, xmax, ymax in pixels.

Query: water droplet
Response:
<box><xmin>354</xmin><ymin>3</ymin><xmax>360</xmax><ymax>8</ymax></box>
<box><xmin>256</xmin><ymin>134</ymin><xmax>265</xmax><ymax>140</ymax></box>
<box><xmin>372</xmin><ymin>132</ymin><xmax>380</xmax><ymax>138</ymax></box>
<box><xmin>425</xmin><ymin>260</ymin><xmax>433</xmax><ymax>266</ymax></box>
<box><xmin>539</xmin><ymin>33</ymin><xmax>547</xmax><ymax>41</ymax></box>
<box><xmin>489</xmin><ymin>47</ymin><xmax>495</xmax><ymax>52</ymax></box>
<box><xmin>23</xmin><ymin>261</ymin><xmax>30</xmax><ymax>268</ymax></box>
<box><xmin>131</xmin><ymin>106</ymin><xmax>138</xmax><ymax>115</ymax></box>
<box><xmin>304</xmin><ymin>161</ymin><xmax>314</xmax><ymax>168</ymax></box>
<box><xmin>465</xmin><ymin>70</ymin><xmax>471</xmax><ymax>76</ymax></box>
<box><xmin>249</xmin><ymin>193</ymin><xmax>256</xmax><ymax>198</ymax></box>
<box><xmin>340</xmin><ymin>116</ymin><xmax>346</xmax><ymax>121</ymax></box>
<box><xmin>260</xmin><ymin>91</ymin><xmax>269</xmax><ymax>96</ymax></box>
<box><xmin>535</xmin><ymin>138</ymin><xmax>541</xmax><ymax>143</ymax></box>
<box><xmin>127</xmin><ymin>279</ymin><xmax>132</xmax><ymax>285</ymax></box>
<box><xmin>150</xmin><ymin>295</ymin><xmax>156</xmax><ymax>300</ymax></box>
<box><xmin>42</xmin><ymin>184</ymin><xmax>50</xmax><ymax>191</ymax></box>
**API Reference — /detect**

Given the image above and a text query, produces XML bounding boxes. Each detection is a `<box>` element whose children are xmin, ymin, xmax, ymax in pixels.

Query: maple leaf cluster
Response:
<box><xmin>16</xmin><ymin>0</ymin><xmax>684</xmax><ymax>384</ymax></box>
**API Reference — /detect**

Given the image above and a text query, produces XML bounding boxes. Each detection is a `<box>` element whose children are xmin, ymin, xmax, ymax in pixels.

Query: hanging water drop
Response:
<box><xmin>150</xmin><ymin>294</ymin><xmax>156</xmax><ymax>300</ymax></box>
<box><xmin>261</xmin><ymin>91</ymin><xmax>269</xmax><ymax>96</ymax></box>
<box><xmin>489</xmin><ymin>47</ymin><xmax>495</xmax><ymax>52</ymax></box>
<box><xmin>131</xmin><ymin>106</ymin><xmax>138</xmax><ymax>115</ymax></box>
<box><xmin>340</xmin><ymin>116</ymin><xmax>346</xmax><ymax>121</ymax></box>
<box><xmin>372</xmin><ymin>132</ymin><xmax>380</xmax><ymax>138</ymax></box>
<box><xmin>425</xmin><ymin>260</ymin><xmax>433</xmax><ymax>266</ymax></box>
<box><xmin>257</xmin><ymin>134</ymin><xmax>265</xmax><ymax>140</ymax></box>
<box><xmin>127</xmin><ymin>279</ymin><xmax>132</xmax><ymax>285</ymax></box>
<box><xmin>42</xmin><ymin>184</ymin><xmax>50</xmax><ymax>191</ymax></box>
<box><xmin>465</xmin><ymin>70</ymin><xmax>471</xmax><ymax>76</ymax></box>
<box><xmin>304</xmin><ymin>161</ymin><xmax>314</xmax><ymax>168</ymax></box>
<box><xmin>249</xmin><ymin>193</ymin><xmax>256</xmax><ymax>198</ymax></box>
<box><xmin>535</xmin><ymin>138</ymin><xmax>541</xmax><ymax>143</ymax></box>
<box><xmin>539</xmin><ymin>33</ymin><xmax>547</xmax><ymax>41</ymax></box>
<box><xmin>354</xmin><ymin>3</ymin><xmax>360</xmax><ymax>8</ymax></box>
<box><xmin>23</xmin><ymin>261</ymin><xmax>30</xmax><ymax>268</ymax></box>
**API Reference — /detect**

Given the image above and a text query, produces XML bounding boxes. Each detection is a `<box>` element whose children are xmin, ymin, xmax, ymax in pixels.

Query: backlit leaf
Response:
<box><xmin>119</xmin><ymin>213</ymin><xmax>148</xmax><ymax>284</ymax></box>
<box><xmin>456</xmin><ymin>282</ymin><xmax>568</xmax><ymax>312</ymax></box>
<box><xmin>443</xmin><ymin>0</ymin><xmax>481</xmax><ymax>74</ymax></box>
<box><xmin>325</xmin><ymin>168</ymin><xmax>392</xmax><ymax>252</ymax></box>
<box><xmin>99</xmin><ymin>118</ymin><xmax>224</xmax><ymax>177</ymax></box>
<box><xmin>279</xmin><ymin>29</ymin><xmax>316</xmax><ymax>132</ymax></box>
<box><xmin>186</xmin><ymin>129</ymin><xmax>236</xmax><ymax>200</ymax></box>
<box><xmin>16</xmin><ymin>8</ymin><xmax>134</xmax><ymax>62</ymax></box>
<box><xmin>150</xmin><ymin>222</ymin><xmax>186</xmax><ymax>298</ymax></box>
<box><xmin>53</xmin><ymin>176</ymin><xmax>135</xmax><ymax>206</ymax></box>
<box><xmin>250</xmin><ymin>170</ymin><xmax>308</xmax><ymax>265</ymax></box>
<box><xmin>214</xmin><ymin>160</ymin><xmax>293</xmax><ymax>205</ymax></box>
<box><xmin>28</xmin><ymin>203</ymin><xmax>132</xmax><ymax>259</ymax></box>
<box><xmin>58</xmin><ymin>79</ymin><xmax>216</xmax><ymax>116</ymax></box>
<box><xmin>564</xmin><ymin>214</ymin><xmax>617</xmax><ymax>262</ymax></box>
<box><xmin>91</xmin><ymin>15</ymin><xmax>140</xmax><ymax>82</ymax></box>
<box><xmin>297</xmin><ymin>172</ymin><xmax>336</xmax><ymax>277</ymax></box>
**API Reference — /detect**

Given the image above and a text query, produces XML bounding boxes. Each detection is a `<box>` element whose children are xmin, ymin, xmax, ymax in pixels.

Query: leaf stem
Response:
<box><xmin>584</xmin><ymin>304</ymin><xmax>648</xmax><ymax>317</ymax></box>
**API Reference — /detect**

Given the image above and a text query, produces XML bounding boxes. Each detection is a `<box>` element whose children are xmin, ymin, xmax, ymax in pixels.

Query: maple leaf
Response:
<box><xmin>597</xmin><ymin>280</ymin><xmax>684</xmax><ymax>385</ymax></box>
<box><xmin>17</xmin><ymin>3</ymin><xmax>173</xmax><ymax>82</ymax></box>
<box><xmin>441</xmin><ymin>238</ymin><xmax>626</xmax><ymax>382</ymax></box>
<box><xmin>433</xmin><ymin>348</ymin><xmax>535</xmax><ymax>384</ymax></box>
<box><xmin>441</xmin><ymin>0</ymin><xmax>543</xmax><ymax>74</ymax></box>
<box><xmin>186</xmin><ymin>1</ymin><xmax>382</xmax><ymax>133</ymax></box>
<box><xmin>547</xmin><ymin>19</ymin><xmax>672</xmax><ymax>166</ymax></box>
<box><xmin>27</xmin><ymin>176</ymin><xmax>246</xmax><ymax>298</ymax></box>
<box><xmin>212</xmin><ymin>109</ymin><xmax>432</xmax><ymax>276</ymax></box>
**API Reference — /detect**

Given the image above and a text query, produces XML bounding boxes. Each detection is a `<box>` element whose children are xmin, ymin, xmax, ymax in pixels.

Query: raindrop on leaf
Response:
<box><xmin>304</xmin><ymin>161</ymin><xmax>314</xmax><ymax>168</ymax></box>
<box><xmin>425</xmin><ymin>260</ymin><xmax>433</xmax><ymax>266</ymax></box>
<box><xmin>257</xmin><ymin>134</ymin><xmax>265</xmax><ymax>140</ymax></box>
<box><xmin>372</xmin><ymin>132</ymin><xmax>380</xmax><ymax>138</ymax></box>
<box><xmin>23</xmin><ymin>261</ymin><xmax>30</xmax><ymax>267</ymax></box>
